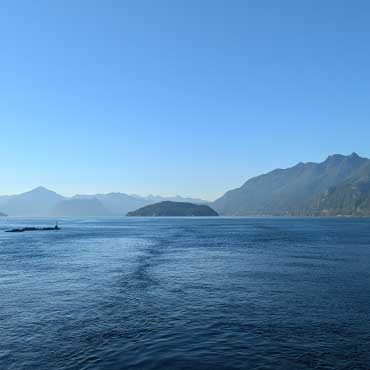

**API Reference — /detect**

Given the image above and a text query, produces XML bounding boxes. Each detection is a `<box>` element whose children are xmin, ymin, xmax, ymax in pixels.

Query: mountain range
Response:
<box><xmin>2</xmin><ymin>153</ymin><xmax>370</xmax><ymax>217</ymax></box>
<box><xmin>212</xmin><ymin>153</ymin><xmax>370</xmax><ymax>216</ymax></box>
<box><xmin>0</xmin><ymin>187</ymin><xmax>207</xmax><ymax>217</ymax></box>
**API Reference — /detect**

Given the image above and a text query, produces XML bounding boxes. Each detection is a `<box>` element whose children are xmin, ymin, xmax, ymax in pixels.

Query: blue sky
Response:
<box><xmin>1</xmin><ymin>1</ymin><xmax>370</xmax><ymax>200</ymax></box>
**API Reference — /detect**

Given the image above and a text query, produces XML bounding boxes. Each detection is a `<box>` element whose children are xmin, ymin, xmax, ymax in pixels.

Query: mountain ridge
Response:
<box><xmin>3</xmin><ymin>153</ymin><xmax>370</xmax><ymax>217</ymax></box>
<box><xmin>0</xmin><ymin>187</ymin><xmax>208</xmax><ymax>217</ymax></box>
<box><xmin>212</xmin><ymin>153</ymin><xmax>370</xmax><ymax>216</ymax></box>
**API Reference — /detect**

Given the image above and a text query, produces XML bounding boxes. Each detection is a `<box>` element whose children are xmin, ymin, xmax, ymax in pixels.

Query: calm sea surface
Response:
<box><xmin>1</xmin><ymin>217</ymin><xmax>370</xmax><ymax>370</ymax></box>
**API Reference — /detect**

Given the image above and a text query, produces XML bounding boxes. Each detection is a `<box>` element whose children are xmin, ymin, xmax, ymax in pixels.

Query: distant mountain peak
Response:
<box><xmin>325</xmin><ymin>152</ymin><xmax>364</xmax><ymax>163</ymax></box>
<box><xmin>30</xmin><ymin>186</ymin><xmax>55</xmax><ymax>193</ymax></box>
<box><xmin>2</xmin><ymin>186</ymin><xmax>64</xmax><ymax>216</ymax></box>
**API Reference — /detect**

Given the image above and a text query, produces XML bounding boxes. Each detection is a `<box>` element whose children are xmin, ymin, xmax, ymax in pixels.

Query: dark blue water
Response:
<box><xmin>1</xmin><ymin>217</ymin><xmax>370</xmax><ymax>370</ymax></box>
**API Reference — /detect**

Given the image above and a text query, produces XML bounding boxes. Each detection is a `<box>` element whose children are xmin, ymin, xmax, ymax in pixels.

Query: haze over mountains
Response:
<box><xmin>2</xmin><ymin>153</ymin><xmax>370</xmax><ymax>217</ymax></box>
<box><xmin>0</xmin><ymin>187</ymin><xmax>207</xmax><ymax>217</ymax></box>
<box><xmin>212</xmin><ymin>153</ymin><xmax>370</xmax><ymax>216</ymax></box>
<box><xmin>0</xmin><ymin>187</ymin><xmax>64</xmax><ymax>217</ymax></box>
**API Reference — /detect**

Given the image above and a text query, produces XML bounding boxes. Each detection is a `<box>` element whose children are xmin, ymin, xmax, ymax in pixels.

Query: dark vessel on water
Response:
<box><xmin>5</xmin><ymin>223</ymin><xmax>60</xmax><ymax>233</ymax></box>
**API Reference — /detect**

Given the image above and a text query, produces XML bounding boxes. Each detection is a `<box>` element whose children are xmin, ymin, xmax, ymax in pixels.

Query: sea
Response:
<box><xmin>1</xmin><ymin>217</ymin><xmax>370</xmax><ymax>370</ymax></box>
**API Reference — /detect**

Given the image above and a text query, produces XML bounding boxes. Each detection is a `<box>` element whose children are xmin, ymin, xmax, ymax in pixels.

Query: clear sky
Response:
<box><xmin>1</xmin><ymin>1</ymin><xmax>370</xmax><ymax>200</ymax></box>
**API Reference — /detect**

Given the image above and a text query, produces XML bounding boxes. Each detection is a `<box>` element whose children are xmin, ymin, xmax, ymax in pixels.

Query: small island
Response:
<box><xmin>0</xmin><ymin>212</ymin><xmax>7</xmax><ymax>217</ymax></box>
<box><xmin>127</xmin><ymin>201</ymin><xmax>219</xmax><ymax>217</ymax></box>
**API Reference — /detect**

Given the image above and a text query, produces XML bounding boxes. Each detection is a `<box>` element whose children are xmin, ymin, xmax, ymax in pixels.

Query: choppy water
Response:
<box><xmin>1</xmin><ymin>217</ymin><xmax>370</xmax><ymax>370</ymax></box>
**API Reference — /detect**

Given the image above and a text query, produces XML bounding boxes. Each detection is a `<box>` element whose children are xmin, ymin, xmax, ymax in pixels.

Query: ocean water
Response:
<box><xmin>1</xmin><ymin>217</ymin><xmax>370</xmax><ymax>370</ymax></box>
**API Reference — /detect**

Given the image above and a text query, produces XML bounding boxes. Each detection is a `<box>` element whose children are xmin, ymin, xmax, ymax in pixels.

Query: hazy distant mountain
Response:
<box><xmin>0</xmin><ymin>187</ymin><xmax>207</xmax><ymax>217</ymax></box>
<box><xmin>127</xmin><ymin>201</ymin><xmax>218</xmax><ymax>217</ymax></box>
<box><xmin>75</xmin><ymin>193</ymin><xmax>208</xmax><ymax>216</ymax></box>
<box><xmin>1</xmin><ymin>186</ymin><xmax>65</xmax><ymax>216</ymax></box>
<box><xmin>142</xmin><ymin>195</ymin><xmax>207</xmax><ymax>204</ymax></box>
<box><xmin>50</xmin><ymin>198</ymin><xmax>112</xmax><ymax>217</ymax></box>
<box><xmin>74</xmin><ymin>193</ymin><xmax>150</xmax><ymax>216</ymax></box>
<box><xmin>0</xmin><ymin>212</ymin><xmax>7</xmax><ymax>217</ymax></box>
<box><xmin>212</xmin><ymin>153</ymin><xmax>370</xmax><ymax>216</ymax></box>
<box><xmin>0</xmin><ymin>195</ymin><xmax>11</xmax><ymax>206</ymax></box>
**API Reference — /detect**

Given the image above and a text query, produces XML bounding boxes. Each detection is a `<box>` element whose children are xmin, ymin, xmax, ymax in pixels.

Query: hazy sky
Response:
<box><xmin>1</xmin><ymin>1</ymin><xmax>370</xmax><ymax>200</ymax></box>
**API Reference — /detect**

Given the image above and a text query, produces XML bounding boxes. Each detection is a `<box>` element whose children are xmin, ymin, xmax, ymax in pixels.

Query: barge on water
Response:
<box><xmin>5</xmin><ymin>223</ymin><xmax>60</xmax><ymax>233</ymax></box>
